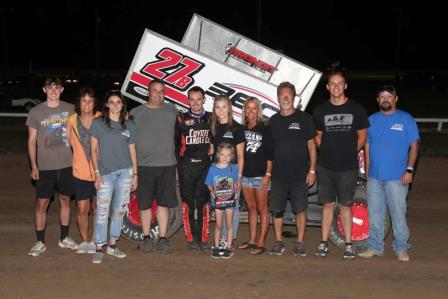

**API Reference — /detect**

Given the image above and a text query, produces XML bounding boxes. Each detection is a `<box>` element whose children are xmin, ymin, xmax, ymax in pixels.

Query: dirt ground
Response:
<box><xmin>0</xmin><ymin>153</ymin><xmax>447</xmax><ymax>299</ymax></box>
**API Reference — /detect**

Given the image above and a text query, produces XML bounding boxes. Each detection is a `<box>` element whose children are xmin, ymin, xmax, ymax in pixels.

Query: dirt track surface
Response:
<box><xmin>0</xmin><ymin>154</ymin><xmax>447</xmax><ymax>299</ymax></box>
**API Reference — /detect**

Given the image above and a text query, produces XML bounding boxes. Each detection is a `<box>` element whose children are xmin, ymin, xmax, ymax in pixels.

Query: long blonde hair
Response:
<box><xmin>241</xmin><ymin>97</ymin><xmax>265</xmax><ymax>127</ymax></box>
<box><xmin>211</xmin><ymin>95</ymin><xmax>234</xmax><ymax>136</ymax></box>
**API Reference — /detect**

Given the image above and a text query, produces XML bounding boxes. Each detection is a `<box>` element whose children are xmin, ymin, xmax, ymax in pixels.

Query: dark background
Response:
<box><xmin>1</xmin><ymin>0</ymin><xmax>446</xmax><ymax>70</ymax></box>
<box><xmin>1</xmin><ymin>0</ymin><xmax>447</xmax><ymax>117</ymax></box>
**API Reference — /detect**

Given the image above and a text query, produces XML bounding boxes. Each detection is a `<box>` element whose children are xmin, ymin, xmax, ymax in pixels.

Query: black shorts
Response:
<box><xmin>178</xmin><ymin>158</ymin><xmax>210</xmax><ymax>203</ymax></box>
<box><xmin>36</xmin><ymin>167</ymin><xmax>74</xmax><ymax>199</ymax></box>
<box><xmin>269</xmin><ymin>180</ymin><xmax>308</xmax><ymax>214</ymax></box>
<box><xmin>74</xmin><ymin>177</ymin><xmax>96</xmax><ymax>201</ymax></box>
<box><xmin>137</xmin><ymin>165</ymin><xmax>177</xmax><ymax>209</ymax></box>
<box><xmin>317</xmin><ymin>166</ymin><xmax>358</xmax><ymax>207</ymax></box>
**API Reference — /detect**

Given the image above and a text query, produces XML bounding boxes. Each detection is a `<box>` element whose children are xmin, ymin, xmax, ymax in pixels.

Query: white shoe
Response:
<box><xmin>76</xmin><ymin>241</ymin><xmax>89</xmax><ymax>254</ymax></box>
<box><xmin>91</xmin><ymin>251</ymin><xmax>104</xmax><ymax>264</ymax></box>
<box><xmin>87</xmin><ymin>241</ymin><xmax>97</xmax><ymax>254</ymax></box>
<box><xmin>106</xmin><ymin>246</ymin><xmax>127</xmax><ymax>258</ymax></box>
<box><xmin>58</xmin><ymin>236</ymin><xmax>79</xmax><ymax>250</ymax></box>
<box><xmin>397</xmin><ymin>251</ymin><xmax>410</xmax><ymax>262</ymax></box>
<box><xmin>28</xmin><ymin>241</ymin><xmax>46</xmax><ymax>257</ymax></box>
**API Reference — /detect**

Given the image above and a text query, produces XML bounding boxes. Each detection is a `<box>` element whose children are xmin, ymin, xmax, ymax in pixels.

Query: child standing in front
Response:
<box><xmin>205</xmin><ymin>143</ymin><xmax>239</xmax><ymax>259</ymax></box>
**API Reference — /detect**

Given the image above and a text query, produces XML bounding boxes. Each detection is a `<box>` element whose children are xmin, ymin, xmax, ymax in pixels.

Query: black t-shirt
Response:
<box><xmin>313</xmin><ymin>99</ymin><xmax>370</xmax><ymax>171</ymax></box>
<box><xmin>175</xmin><ymin>111</ymin><xmax>211</xmax><ymax>160</ymax></box>
<box><xmin>243</xmin><ymin>124</ymin><xmax>273</xmax><ymax>178</ymax></box>
<box><xmin>212</xmin><ymin>122</ymin><xmax>245</xmax><ymax>163</ymax></box>
<box><xmin>269</xmin><ymin>110</ymin><xmax>316</xmax><ymax>182</ymax></box>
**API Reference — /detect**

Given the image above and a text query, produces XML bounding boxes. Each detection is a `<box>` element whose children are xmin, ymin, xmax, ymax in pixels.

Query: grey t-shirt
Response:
<box><xmin>130</xmin><ymin>102</ymin><xmax>178</xmax><ymax>167</ymax></box>
<box><xmin>25</xmin><ymin>101</ymin><xmax>74</xmax><ymax>170</ymax></box>
<box><xmin>90</xmin><ymin>118</ymin><xmax>136</xmax><ymax>175</ymax></box>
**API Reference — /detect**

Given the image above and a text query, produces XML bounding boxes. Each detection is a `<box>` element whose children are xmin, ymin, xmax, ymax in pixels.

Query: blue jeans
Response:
<box><xmin>367</xmin><ymin>177</ymin><xmax>410</xmax><ymax>253</ymax></box>
<box><xmin>95</xmin><ymin>168</ymin><xmax>132</xmax><ymax>246</ymax></box>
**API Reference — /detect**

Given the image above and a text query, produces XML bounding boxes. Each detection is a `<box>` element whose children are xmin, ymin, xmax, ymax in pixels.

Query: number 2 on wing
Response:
<box><xmin>141</xmin><ymin>48</ymin><xmax>204</xmax><ymax>90</ymax></box>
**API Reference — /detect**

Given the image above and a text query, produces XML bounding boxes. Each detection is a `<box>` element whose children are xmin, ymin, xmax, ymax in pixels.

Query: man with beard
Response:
<box><xmin>358</xmin><ymin>85</ymin><xmax>419</xmax><ymax>262</ymax></box>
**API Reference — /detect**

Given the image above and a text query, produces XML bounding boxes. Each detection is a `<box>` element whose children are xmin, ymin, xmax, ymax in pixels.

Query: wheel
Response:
<box><xmin>328</xmin><ymin>185</ymin><xmax>391</xmax><ymax>251</ymax></box>
<box><xmin>121</xmin><ymin>182</ymin><xmax>183</xmax><ymax>242</ymax></box>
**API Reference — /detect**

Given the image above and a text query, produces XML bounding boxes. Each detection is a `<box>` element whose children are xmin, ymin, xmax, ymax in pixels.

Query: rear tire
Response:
<box><xmin>329</xmin><ymin>185</ymin><xmax>391</xmax><ymax>251</ymax></box>
<box><xmin>121</xmin><ymin>182</ymin><xmax>182</xmax><ymax>242</ymax></box>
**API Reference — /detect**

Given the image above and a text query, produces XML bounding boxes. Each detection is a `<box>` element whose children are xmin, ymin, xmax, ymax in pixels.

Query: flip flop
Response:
<box><xmin>250</xmin><ymin>246</ymin><xmax>266</xmax><ymax>255</ymax></box>
<box><xmin>238</xmin><ymin>242</ymin><xmax>257</xmax><ymax>249</ymax></box>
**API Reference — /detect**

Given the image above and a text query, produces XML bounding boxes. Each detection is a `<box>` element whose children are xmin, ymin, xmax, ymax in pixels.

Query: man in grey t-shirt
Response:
<box><xmin>130</xmin><ymin>79</ymin><xmax>178</xmax><ymax>253</ymax></box>
<box><xmin>26</xmin><ymin>77</ymin><xmax>78</xmax><ymax>257</ymax></box>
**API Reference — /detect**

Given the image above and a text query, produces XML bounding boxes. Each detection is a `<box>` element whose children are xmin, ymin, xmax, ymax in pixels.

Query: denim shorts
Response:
<box><xmin>242</xmin><ymin>176</ymin><xmax>264</xmax><ymax>189</ymax></box>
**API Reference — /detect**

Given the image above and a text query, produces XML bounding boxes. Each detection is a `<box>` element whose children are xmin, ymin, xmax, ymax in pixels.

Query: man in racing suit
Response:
<box><xmin>176</xmin><ymin>86</ymin><xmax>212</xmax><ymax>251</ymax></box>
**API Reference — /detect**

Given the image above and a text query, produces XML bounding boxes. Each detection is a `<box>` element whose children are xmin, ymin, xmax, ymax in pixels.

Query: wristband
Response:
<box><xmin>406</xmin><ymin>166</ymin><xmax>414</xmax><ymax>174</ymax></box>
<box><xmin>238</xmin><ymin>173</ymin><xmax>243</xmax><ymax>178</ymax></box>
<box><xmin>94</xmin><ymin>169</ymin><xmax>100</xmax><ymax>174</ymax></box>
<box><xmin>265</xmin><ymin>172</ymin><xmax>271</xmax><ymax>177</ymax></box>
<box><xmin>309</xmin><ymin>169</ymin><xmax>316</xmax><ymax>174</ymax></box>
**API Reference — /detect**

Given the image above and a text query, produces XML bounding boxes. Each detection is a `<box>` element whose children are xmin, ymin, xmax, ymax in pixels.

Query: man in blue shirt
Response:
<box><xmin>359</xmin><ymin>85</ymin><xmax>419</xmax><ymax>262</ymax></box>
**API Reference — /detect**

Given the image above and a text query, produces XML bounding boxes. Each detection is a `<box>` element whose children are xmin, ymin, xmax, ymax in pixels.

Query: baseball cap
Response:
<box><xmin>377</xmin><ymin>85</ymin><xmax>397</xmax><ymax>96</ymax></box>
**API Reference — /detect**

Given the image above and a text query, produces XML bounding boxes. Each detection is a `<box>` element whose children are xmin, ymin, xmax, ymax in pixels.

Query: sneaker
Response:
<box><xmin>91</xmin><ymin>251</ymin><xmax>104</xmax><ymax>264</ymax></box>
<box><xmin>314</xmin><ymin>242</ymin><xmax>330</xmax><ymax>257</ymax></box>
<box><xmin>28</xmin><ymin>241</ymin><xmax>46</xmax><ymax>257</ymax></box>
<box><xmin>157</xmin><ymin>237</ymin><xmax>172</xmax><ymax>253</ymax></box>
<box><xmin>218</xmin><ymin>237</ymin><xmax>227</xmax><ymax>250</ymax></box>
<box><xmin>270</xmin><ymin>241</ymin><xmax>285</xmax><ymax>256</ymax></box>
<box><xmin>396</xmin><ymin>251</ymin><xmax>410</xmax><ymax>262</ymax></box>
<box><xmin>343</xmin><ymin>244</ymin><xmax>356</xmax><ymax>260</ymax></box>
<box><xmin>141</xmin><ymin>237</ymin><xmax>153</xmax><ymax>253</ymax></box>
<box><xmin>76</xmin><ymin>241</ymin><xmax>89</xmax><ymax>254</ymax></box>
<box><xmin>186</xmin><ymin>241</ymin><xmax>197</xmax><ymax>251</ymax></box>
<box><xmin>293</xmin><ymin>241</ymin><xmax>307</xmax><ymax>257</ymax></box>
<box><xmin>358</xmin><ymin>249</ymin><xmax>383</xmax><ymax>259</ymax></box>
<box><xmin>87</xmin><ymin>241</ymin><xmax>97</xmax><ymax>254</ymax></box>
<box><xmin>211</xmin><ymin>248</ymin><xmax>221</xmax><ymax>259</ymax></box>
<box><xmin>221</xmin><ymin>247</ymin><xmax>234</xmax><ymax>259</ymax></box>
<box><xmin>106</xmin><ymin>246</ymin><xmax>127</xmax><ymax>258</ymax></box>
<box><xmin>58</xmin><ymin>236</ymin><xmax>79</xmax><ymax>250</ymax></box>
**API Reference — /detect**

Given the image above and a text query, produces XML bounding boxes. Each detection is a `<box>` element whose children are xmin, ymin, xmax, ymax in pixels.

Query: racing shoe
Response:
<box><xmin>186</xmin><ymin>241</ymin><xmax>198</xmax><ymax>251</ymax></box>
<box><xmin>270</xmin><ymin>241</ymin><xmax>285</xmax><ymax>256</ymax></box>
<box><xmin>28</xmin><ymin>241</ymin><xmax>46</xmax><ymax>257</ymax></box>
<box><xmin>343</xmin><ymin>243</ymin><xmax>356</xmax><ymax>260</ymax></box>
<box><xmin>58</xmin><ymin>236</ymin><xmax>79</xmax><ymax>250</ymax></box>
<box><xmin>314</xmin><ymin>242</ymin><xmax>329</xmax><ymax>257</ymax></box>
<box><xmin>293</xmin><ymin>241</ymin><xmax>307</xmax><ymax>257</ymax></box>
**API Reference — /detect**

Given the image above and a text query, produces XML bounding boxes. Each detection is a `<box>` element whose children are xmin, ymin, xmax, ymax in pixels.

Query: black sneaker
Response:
<box><xmin>211</xmin><ymin>248</ymin><xmax>221</xmax><ymax>259</ymax></box>
<box><xmin>141</xmin><ymin>237</ymin><xmax>153</xmax><ymax>253</ymax></box>
<box><xmin>270</xmin><ymin>241</ymin><xmax>285</xmax><ymax>256</ymax></box>
<box><xmin>314</xmin><ymin>242</ymin><xmax>329</xmax><ymax>257</ymax></box>
<box><xmin>157</xmin><ymin>237</ymin><xmax>172</xmax><ymax>253</ymax></box>
<box><xmin>343</xmin><ymin>244</ymin><xmax>356</xmax><ymax>260</ymax></box>
<box><xmin>221</xmin><ymin>247</ymin><xmax>233</xmax><ymax>259</ymax></box>
<box><xmin>293</xmin><ymin>241</ymin><xmax>307</xmax><ymax>257</ymax></box>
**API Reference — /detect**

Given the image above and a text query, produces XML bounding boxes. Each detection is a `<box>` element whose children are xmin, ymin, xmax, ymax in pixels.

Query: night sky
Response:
<box><xmin>1</xmin><ymin>0</ymin><xmax>446</xmax><ymax>72</ymax></box>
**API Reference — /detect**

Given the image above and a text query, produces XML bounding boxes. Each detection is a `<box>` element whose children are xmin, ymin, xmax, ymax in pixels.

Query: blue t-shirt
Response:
<box><xmin>367</xmin><ymin>110</ymin><xmax>419</xmax><ymax>180</ymax></box>
<box><xmin>205</xmin><ymin>163</ymin><xmax>239</xmax><ymax>209</ymax></box>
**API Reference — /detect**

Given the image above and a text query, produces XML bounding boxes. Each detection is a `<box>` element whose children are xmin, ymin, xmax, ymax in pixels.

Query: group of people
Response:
<box><xmin>26</xmin><ymin>70</ymin><xmax>419</xmax><ymax>263</ymax></box>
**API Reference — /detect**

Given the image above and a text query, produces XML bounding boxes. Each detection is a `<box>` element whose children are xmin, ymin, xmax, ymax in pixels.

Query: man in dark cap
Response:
<box><xmin>358</xmin><ymin>85</ymin><xmax>419</xmax><ymax>262</ymax></box>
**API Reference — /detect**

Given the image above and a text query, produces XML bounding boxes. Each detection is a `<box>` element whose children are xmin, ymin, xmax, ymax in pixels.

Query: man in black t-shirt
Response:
<box><xmin>269</xmin><ymin>82</ymin><xmax>317</xmax><ymax>257</ymax></box>
<box><xmin>312</xmin><ymin>70</ymin><xmax>369</xmax><ymax>260</ymax></box>
<box><xmin>175</xmin><ymin>86</ymin><xmax>213</xmax><ymax>251</ymax></box>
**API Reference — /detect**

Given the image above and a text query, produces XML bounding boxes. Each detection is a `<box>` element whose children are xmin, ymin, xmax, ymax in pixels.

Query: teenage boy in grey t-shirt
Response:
<box><xmin>129</xmin><ymin>79</ymin><xmax>178</xmax><ymax>253</ymax></box>
<box><xmin>26</xmin><ymin>77</ymin><xmax>78</xmax><ymax>257</ymax></box>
